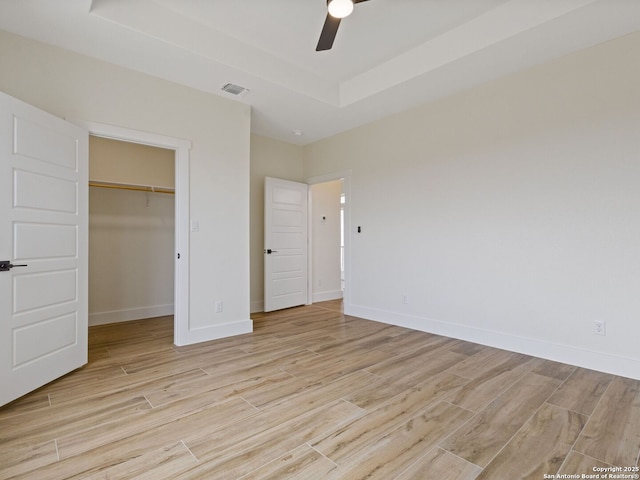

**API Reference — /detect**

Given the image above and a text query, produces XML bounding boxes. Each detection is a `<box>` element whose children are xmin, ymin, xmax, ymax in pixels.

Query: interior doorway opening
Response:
<box><xmin>309</xmin><ymin>179</ymin><xmax>343</xmax><ymax>303</ymax></box>
<box><xmin>308</xmin><ymin>171</ymin><xmax>351</xmax><ymax>308</ymax></box>
<box><xmin>84</xmin><ymin>122</ymin><xmax>191</xmax><ymax>346</ymax></box>
<box><xmin>88</xmin><ymin>136</ymin><xmax>176</xmax><ymax>330</ymax></box>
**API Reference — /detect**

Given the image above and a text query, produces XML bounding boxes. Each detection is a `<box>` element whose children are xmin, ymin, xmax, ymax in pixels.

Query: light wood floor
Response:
<box><xmin>1</xmin><ymin>300</ymin><xmax>639</xmax><ymax>479</ymax></box>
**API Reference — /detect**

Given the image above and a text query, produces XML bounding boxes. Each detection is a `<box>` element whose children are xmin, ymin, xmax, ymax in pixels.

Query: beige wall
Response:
<box><xmin>89</xmin><ymin>187</ymin><xmax>174</xmax><ymax>325</ymax></box>
<box><xmin>249</xmin><ymin>134</ymin><xmax>304</xmax><ymax>312</ymax></box>
<box><xmin>0</xmin><ymin>30</ymin><xmax>251</xmax><ymax>339</ymax></box>
<box><xmin>89</xmin><ymin>135</ymin><xmax>175</xmax><ymax>188</ymax></box>
<box><xmin>304</xmin><ymin>33</ymin><xmax>640</xmax><ymax>379</ymax></box>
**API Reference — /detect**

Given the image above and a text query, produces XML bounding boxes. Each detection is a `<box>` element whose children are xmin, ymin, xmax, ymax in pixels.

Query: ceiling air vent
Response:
<box><xmin>221</xmin><ymin>83</ymin><xmax>249</xmax><ymax>97</ymax></box>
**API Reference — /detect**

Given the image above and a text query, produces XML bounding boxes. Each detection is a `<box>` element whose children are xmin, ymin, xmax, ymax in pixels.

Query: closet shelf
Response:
<box><xmin>89</xmin><ymin>180</ymin><xmax>175</xmax><ymax>195</ymax></box>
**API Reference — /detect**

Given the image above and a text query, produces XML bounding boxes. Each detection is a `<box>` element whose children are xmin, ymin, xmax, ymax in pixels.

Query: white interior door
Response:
<box><xmin>264</xmin><ymin>177</ymin><xmax>308</xmax><ymax>312</ymax></box>
<box><xmin>0</xmin><ymin>92</ymin><xmax>88</xmax><ymax>406</ymax></box>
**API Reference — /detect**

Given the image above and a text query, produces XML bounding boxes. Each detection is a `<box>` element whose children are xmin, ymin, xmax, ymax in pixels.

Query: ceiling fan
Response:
<box><xmin>316</xmin><ymin>0</ymin><xmax>370</xmax><ymax>51</ymax></box>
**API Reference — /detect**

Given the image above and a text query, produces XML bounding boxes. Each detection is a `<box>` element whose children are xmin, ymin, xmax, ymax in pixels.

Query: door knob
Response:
<box><xmin>264</xmin><ymin>249</ymin><xmax>278</xmax><ymax>254</ymax></box>
<box><xmin>0</xmin><ymin>261</ymin><xmax>28</xmax><ymax>272</ymax></box>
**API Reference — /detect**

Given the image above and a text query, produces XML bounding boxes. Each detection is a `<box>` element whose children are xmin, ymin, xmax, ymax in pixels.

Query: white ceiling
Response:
<box><xmin>0</xmin><ymin>0</ymin><xmax>639</xmax><ymax>145</ymax></box>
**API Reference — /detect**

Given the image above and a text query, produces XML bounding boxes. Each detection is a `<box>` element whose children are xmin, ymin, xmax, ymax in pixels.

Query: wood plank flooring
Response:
<box><xmin>1</xmin><ymin>300</ymin><xmax>639</xmax><ymax>479</ymax></box>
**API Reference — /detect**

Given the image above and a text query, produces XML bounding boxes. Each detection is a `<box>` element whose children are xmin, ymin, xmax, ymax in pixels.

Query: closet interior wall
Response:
<box><xmin>88</xmin><ymin>136</ymin><xmax>175</xmax><ymax>326</ymax></box>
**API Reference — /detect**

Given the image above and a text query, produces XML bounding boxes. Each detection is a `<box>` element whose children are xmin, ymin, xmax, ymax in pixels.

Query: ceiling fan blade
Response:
<box><xmin>353</xmin><ymin>0</ymin><xmax>370</xmax><ymax>3</ymax></box>
<box><xmin>316</xmin><ymin>13</ymin><xmax>341</xmax><ymax>51</ymax></box>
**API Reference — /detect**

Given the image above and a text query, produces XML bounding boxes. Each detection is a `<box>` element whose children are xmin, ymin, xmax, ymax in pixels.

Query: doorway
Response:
<box><xmin>84</xmin><ymin>122</ymin><xmax>191</xmax><ymax>345</ymax></box>
<box><xmin>88</xmin><ymin>136</ymin><xmax>175</xmax><ymax>329</ymax></box>
<box><xmin>309</xmin><ymin>179</ymin><xmax>343</xmax><ymax>302</ymax></box>
<box><xmin>308</xmin><ymin>171</ymin><xmax>351</xmax><ymax>308</ymax></box>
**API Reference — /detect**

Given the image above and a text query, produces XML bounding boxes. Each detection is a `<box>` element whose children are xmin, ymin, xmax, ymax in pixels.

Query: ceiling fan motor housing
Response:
<box><xmin>317</xmin><ymin>0</ymin><xmax>370</xmax><ymax>51</ymax></box>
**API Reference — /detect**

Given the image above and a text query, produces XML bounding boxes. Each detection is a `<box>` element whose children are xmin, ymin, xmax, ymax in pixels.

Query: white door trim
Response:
<box><xmin>81</xmin><ymin>122</ymin><xmax>191</xmax><ymax>346</ymax></box>
<box><xmin>307</xmin><ymin>170</ymin><xmax>352</xmax><ymax>309</ymax></box>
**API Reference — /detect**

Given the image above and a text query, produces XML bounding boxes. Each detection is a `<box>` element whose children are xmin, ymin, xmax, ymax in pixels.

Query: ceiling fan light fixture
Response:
<box><xmin>328</xmin><ymin>0</ymin><xmax>354</xmax><ymax>19</ymax></box>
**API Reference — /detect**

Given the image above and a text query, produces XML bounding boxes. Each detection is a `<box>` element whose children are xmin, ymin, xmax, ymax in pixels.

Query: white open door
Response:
<box><xmin>0</xmin><ymin>92</ymin><xmax>88</xmax><ymax>406</ymax></box>
<box><xmin>264</xmin><ymin>177</ymin><xmax>308</xmax><ymax>312</ymax></box>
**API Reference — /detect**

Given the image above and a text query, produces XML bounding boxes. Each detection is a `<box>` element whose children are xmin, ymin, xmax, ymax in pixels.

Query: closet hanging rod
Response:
<box><xmin>89</xmin><ymin>181</ymin><xmax>175</xmax><ymax>195</ymax></box>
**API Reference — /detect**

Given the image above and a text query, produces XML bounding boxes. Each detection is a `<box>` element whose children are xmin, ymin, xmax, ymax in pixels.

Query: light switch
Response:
<box><xmin>191</xmin><ymin>220</ymin><xmax>200</xmax><ymax>232</ymax></box>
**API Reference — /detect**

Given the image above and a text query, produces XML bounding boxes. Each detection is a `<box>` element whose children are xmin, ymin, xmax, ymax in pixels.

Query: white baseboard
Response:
<box><xmin>89</xmin><ymin>304</ymin><xmax>174</xmax><ymax>326</ymax></box>
<box><xmin>312</xmin><ymin>290</ymin><xmax>343</xmax><ymax>303</ymax></box>
<box><xmin>175</xmin><ymin>319</ymin><xmax>253</xmax><ymax>346</ymax></box>
<box><xmin>345</xmin><ymin>303</ymin><xmax>640</xmax><ymax>381</ymax></box>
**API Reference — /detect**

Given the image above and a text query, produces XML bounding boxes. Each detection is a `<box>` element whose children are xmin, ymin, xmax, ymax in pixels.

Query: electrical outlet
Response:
<box><xmin>215</xmin><ymin>301</ymin><xmax>223</xmax><ymax>313</ymax></box>
<box><xmin>594</xmin><ymin>320</ymin><xmax>606</xmax><ymax>336</ymax></box>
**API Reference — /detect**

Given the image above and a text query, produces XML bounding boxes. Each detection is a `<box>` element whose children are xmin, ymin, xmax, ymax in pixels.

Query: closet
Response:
<box><xmin>88</xmin><ymin>136</ymin><xmax>175</xmax><ymax>326</ymax></box>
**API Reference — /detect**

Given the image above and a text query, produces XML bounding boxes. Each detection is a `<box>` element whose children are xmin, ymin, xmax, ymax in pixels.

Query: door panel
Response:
<box><xmin>0</xmin><ymin>92</ymin><xmax>88</xmax><ymax>406</ymax></box>
<box><xmin>15</xmin><ymin>223</ymin><xmax>78</xmax><ymax>259</ymax></box>
<box><xmin>14</xmin><ymin>115</ymin><xmax>79</xmax><ymax>169</ymax></box>
<box><xmin>14</xmin><ymin>313</ymin><xmax>78</xmax><ymax>367</ymax></box>
<box><xmin>14</xmin><ymin>170</ymin><xmax>78</xmax><ymax>212</ymax></box>
<box><xmin>14</xmin><ymin>270</ymin><xmax>77</xmax><ymax>313</ymax></box>
<box><xmin>264</xmin><ymin>177</ymin><xmax>308</xmax><ymax>312</ymax></box>
<box><xmin>273</xmin><ymin>255</ymin><xmax>303</xmax><ymax>273</ymax></box>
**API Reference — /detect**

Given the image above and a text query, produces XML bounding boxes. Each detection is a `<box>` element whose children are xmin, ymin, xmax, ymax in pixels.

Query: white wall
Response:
<box><xmin>310</xmin><ymin>180</ymin><xmax>343</xmax><ymax>302</ymax></box>
<box><xmin>304</xmin><ymin>33</ymin><xmax>640</xmax><ymax>380</ymax></box>
<box><xmin>250</xmin><ymin>134</ymin><xmax>304</xmax><ymax>312</ymax></box>
<box><xmin>0</xmin><ymin>30</ymin><xmax>252</xmax><ymax>341</ymax></box>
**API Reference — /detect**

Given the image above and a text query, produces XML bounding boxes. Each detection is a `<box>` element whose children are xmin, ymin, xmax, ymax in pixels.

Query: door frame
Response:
<box><xmin>83</xmin><ymin>122</ymin><xmax>191</xmax><ymax>345</ymax></box>
<box><xmin>307</xmin><ymin>170</ymin><xmax>352</xmax><ymax>309</ymax></box>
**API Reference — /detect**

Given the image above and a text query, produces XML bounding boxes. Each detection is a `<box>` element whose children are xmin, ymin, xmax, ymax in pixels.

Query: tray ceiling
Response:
<box><xmin>0</xmin><ymin>0</ymin><xmax>638</xmax><ymax>144</ymax></box>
